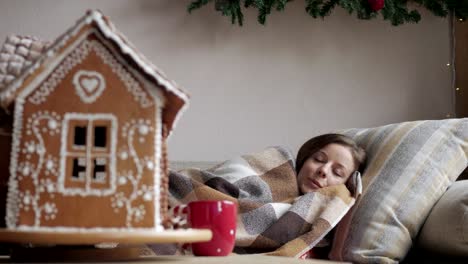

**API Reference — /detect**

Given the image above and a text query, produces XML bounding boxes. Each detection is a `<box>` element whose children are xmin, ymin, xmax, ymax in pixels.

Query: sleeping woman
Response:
<box><xmin>162</xmin><ymin>133</ymin><xmax>366</xmax><ymax>258</ymax></box>
<box><xmin>296</xmin><ymin>133</ymin><xmax>366</xmax><ymax>194</ymax></box>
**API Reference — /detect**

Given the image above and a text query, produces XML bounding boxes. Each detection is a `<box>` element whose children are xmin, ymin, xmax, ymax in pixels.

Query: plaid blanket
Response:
<box><xmin>155</xmin><ymin>146</ymin><xmax>361</xmax><ymax>258</ymax></box>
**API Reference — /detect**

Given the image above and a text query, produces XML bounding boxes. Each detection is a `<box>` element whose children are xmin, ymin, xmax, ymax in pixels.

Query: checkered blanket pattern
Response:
<box><xmin>166</xmin><ymin>146</ymin><xmax>361</xmax><ymax>258</ymax></box>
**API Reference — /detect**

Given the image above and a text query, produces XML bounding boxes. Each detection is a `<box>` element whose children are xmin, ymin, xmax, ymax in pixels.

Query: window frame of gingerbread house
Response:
<box><xmin>58</xmin><ymin>112</ymin><xmax>117</xmax><ymax>196</ymax></box>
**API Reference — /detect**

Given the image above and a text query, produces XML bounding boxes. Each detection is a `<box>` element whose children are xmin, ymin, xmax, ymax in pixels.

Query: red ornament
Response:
<box><xmin>368</xmin><ymin>0</ymin><xmax>384</xmax><ymax>12</ymax></box>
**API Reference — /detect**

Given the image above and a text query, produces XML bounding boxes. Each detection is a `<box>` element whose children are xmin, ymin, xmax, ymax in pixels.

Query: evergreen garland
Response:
<box><xmin>187</xmin><ymin>0</ymin><xmax>468</xmax><ymax>26</ymax></box>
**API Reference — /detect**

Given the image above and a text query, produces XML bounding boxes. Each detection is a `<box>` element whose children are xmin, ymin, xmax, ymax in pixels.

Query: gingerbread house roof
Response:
<box><xmin>0</xmin><ymin>35</ymin><xmax>50</xmax><ymax>94</ymax></box>
<box><xmin>0</xmin><ymin>10</ymin><xmax>189</xmax><ymax>136</ymax></box>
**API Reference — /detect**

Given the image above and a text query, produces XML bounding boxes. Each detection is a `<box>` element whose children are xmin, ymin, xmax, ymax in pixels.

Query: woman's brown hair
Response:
<box><xmin>296</xmin><ymin>133</ymin><xmax>366</xmax><ymax>174</ymax></box>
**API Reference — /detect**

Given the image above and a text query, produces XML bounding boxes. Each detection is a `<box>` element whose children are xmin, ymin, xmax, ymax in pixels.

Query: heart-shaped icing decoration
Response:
<box><xmin>73</xmin><ymin>70</ymin><xmax>106</xmax><ymax>103</ymax></box>
<box><xmin>81</xmin><ymin>78</ymin><xmax>99</xmax><ymax>93</ymax></box>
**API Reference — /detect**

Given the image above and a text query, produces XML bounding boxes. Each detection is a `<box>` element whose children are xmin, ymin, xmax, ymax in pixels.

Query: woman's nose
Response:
<box><xmin>318</xmin><ymin>165</ymin><xmax>328</xmax><ymax>178</ymax></box>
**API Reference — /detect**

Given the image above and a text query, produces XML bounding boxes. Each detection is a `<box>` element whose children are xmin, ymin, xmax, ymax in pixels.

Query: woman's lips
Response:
<box><xmin>308</xmin><ymin>179</ymin><xmax>322</xmax><ymax>189</ymax></box>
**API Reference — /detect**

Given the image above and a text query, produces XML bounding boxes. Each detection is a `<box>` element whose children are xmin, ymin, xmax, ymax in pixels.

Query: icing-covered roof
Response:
<box><xmin>0</xmin><ymin>10</ymin><xmax>189</xmax><ymax>137</ymax></box>
<box><xmin>0</xmin><ymin>35</ymin><xmax>50</xmax><ymax>94</ymax></box>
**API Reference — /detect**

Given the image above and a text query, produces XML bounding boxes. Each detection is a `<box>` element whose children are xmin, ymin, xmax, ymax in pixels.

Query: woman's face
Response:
<box><xmin>297</xmin><ymin>143</ymin><xmax>356</xmax><ymax>194</ymax></box>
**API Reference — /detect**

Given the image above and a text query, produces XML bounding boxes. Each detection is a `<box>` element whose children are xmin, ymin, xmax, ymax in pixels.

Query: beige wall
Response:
<box><xmin>0</xmin><ymin>0</ymin><xmax>452</xmax><ymax>161</ymax></box>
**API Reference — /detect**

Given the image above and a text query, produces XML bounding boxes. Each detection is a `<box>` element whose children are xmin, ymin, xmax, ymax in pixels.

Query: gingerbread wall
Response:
<box><xmin>0</xmin><ymin>130</ymin><xmax>11</xmax><ymax>228</ymax></box>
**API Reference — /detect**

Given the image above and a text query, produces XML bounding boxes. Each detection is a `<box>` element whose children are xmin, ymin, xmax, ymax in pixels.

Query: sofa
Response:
<box><xmin>169</xmin><ymin>118</ymin><xmax>468</xmax><ymax>263</ymax></box>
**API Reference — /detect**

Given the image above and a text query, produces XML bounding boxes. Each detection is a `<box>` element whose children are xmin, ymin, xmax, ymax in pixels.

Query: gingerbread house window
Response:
<box><xmin>72</xmin><ymin>157</ymin><xmax>87</xmax><ymax>180</ymax></box>
<box><xmin>59</xmin><ymin>113</ymin><xmax>117</xmax><ymax>196</ymax></box>
<box><xmin>74</xmin><ymin>126</ymin><xmax>87</xmax><ymax>147</ymax></box>
<box><xmin>94</xmin><ymin>126</ymin><xmax>107</xmax><ymax>148</ymax></box>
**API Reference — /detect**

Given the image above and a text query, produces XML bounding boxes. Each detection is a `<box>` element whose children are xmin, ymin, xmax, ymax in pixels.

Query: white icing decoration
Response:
<box><xmin>58</xmin><ymin>113</ymin><xmax>117</xmax><ymax>196</ymax></box>
<box><xmin>36</xmin><ymin>145</ymin><xmax>45</xmax><ymax>155</ymax></box>
<box><xmin>146</xmin><ymin>160</ymin><xmax>154</xmax><ymax>170</ymax></box>
<box><xmin>154</xmin><ymin>104</ymin><xmax>163</xmax><ymax>228</ymax></box>
<box><xmin>132</xmin><ymin>205</ymin><xmax>146</xmax><ymax>222</ymax></box>
<box><xmin>26</xmin><ymin>142</ymin><xmax>35</xmax><ymax>153</ymax></box>
<box><xmin>6</xmin><ymin>109</ymin><xmax>62</xmax><ymax>227</ymax></box>
<box><xmin>143</xmin><ymin>192</ymin><xmax>152</xmax><ymax>202</ymax></box>
<box><xmin>118</xmin><ymin>176</ymin><xmax>127</xmax><ymax>185</ymax></box>
<box><xmin>43</xmin><ymin>202</ymin><xmax>58</xmax><ymax>220</ymax></box>
<box><xmin>46</xmin><ymin>160</ymin><xmax>54</xmax><ymax>170</ymax></box>
<box><xmin>44</xmin><ymin>155</ymin><xmax>58</xmax><ymax>177</ymax></box>
<box><xmin>28</xmin><ymin>37</ymin><xmax>155</xmax><ymax>109</ymax></box>
<box><xmin>46</xmin><ymin>183</ymin><xmax>55</xmax><ymax>193</ymax></box>
<box><xmin>18</xmin><ymin>190</ymin><xmax>33</xmax><ymax>212</ymax></box>
<box><xmin>17</xmin><ymin>161</ymin><xmax>32</xmax><ymax>181</ymax></box>
<box><xmin>119</xmin><ymin>151</ymin><xmax>128</xmax><ymax>160</ymax></box>
<box><xmin>21</xmin><ymin>166</ymin><xmax>30</xmax><ymax>176</ymax></box>
<box><xmin>72</xmin><ymin>70</ymin><xmax>106</xmax><ymax>104</ymax></box>
<box><xmin>48</xmin><ymin>119</ymin><xmax>57</xmax><ymax>130</ymax></box>
<box><xmin>139</xmin><ymin>125</ymin><xmax>148</xmax><ymax>135</ymax></box>
<box><xmin>110</xmin><ymin>118</ymin><xmax>157</xmax><ymax>227</ymax></box>
<box><xmin>44</xmin><ymin>203</ymin><xmax>53</xmax><ymax>213</ymax></box>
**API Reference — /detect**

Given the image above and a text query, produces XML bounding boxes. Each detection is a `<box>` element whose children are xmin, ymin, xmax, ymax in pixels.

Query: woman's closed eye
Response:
<box><xmin>313</xmin><ymin>153</ymin><xmax>326</xmax><ymax>162</ymax></box>
<box><xmin>314</xmin><ymin>157</ymin><xmax>324</xmax><ymax>162</ymax></box>
<box><xmin>333</xmin><ymin>168</ymin><xmax>345</xmax><ymax>177</ymax></box>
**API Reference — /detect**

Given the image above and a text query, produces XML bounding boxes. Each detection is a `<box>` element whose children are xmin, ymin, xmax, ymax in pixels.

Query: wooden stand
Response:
<box><xmin>0</xmin><ymin>228</ymin><xmax>212</xmax><ymax>261</ymax></box>
<box><xmin>9</xmin><ymin>245</ymin><xmax>144</xmax><ymax>262</ymax></box>
<box><xmin>0</xmin><ymin>228</ymin><xmax>211</xmax><ymax>245</ymax></box>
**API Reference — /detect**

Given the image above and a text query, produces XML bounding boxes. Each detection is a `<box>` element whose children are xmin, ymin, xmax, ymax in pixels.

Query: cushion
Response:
<box><xmin>328</xmin><ymin>118</ymin><xmax>468</xmax><ymax>263</ymax></box>
<box><xmin>417</xmin><ymin>180</ymin><xmax>468</xmax><ymax>256</ymax></box>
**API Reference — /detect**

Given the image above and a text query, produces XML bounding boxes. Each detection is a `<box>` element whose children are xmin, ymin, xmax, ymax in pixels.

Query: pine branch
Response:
<box><xmin>187</xmin><ymin>0</ymin><xmax>213</xmax><ymax>13</ymax></box>
<box><xmin>320</xmin><ymin>0</ymin><xmax>339</xmax><ymax>18</ymax></box>
<box><xmin>187</xmin><ymin>0</ymin><xmax>468</xmax><ymax>26</ymax></box>
<box><xmin>245</xmin><ymin>0</ymin><xmax>255</xmax><ymax>8</ymax></box>
<box><xmin>214</xmin><ymin>0</ymin><xmax>245</xmax><ymax>25</ymax></box>
<box><xmin>275</xmin><ymin>0</ymin><xmax>289</xmax><ymax>11</ymax></box>
<box><xmin>415</xmin><ymin>0</ymin><xmax>448</xmax><ymax>17</ymax></box>
<box><xmin>305</xmin><ymin>0</ymin><xmax>323</xmax><ymax>18</ymax></box>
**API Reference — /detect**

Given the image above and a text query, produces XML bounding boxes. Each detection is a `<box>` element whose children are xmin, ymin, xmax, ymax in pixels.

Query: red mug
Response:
<box><xmin>170</xmin><ymin>200</ymin><xmax>237</xmax><ymax>256</ymax></box>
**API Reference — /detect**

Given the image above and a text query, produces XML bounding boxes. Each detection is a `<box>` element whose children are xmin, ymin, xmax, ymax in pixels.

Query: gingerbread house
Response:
<box><xmin>0</xmin><ymin>10</ymin><xmax>188</xmax><ymax>231</ymax></box>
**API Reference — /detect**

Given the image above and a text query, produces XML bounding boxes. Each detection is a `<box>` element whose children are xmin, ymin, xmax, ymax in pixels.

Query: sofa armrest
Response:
<box><xmin>416</xmin><ymin>180</ymin><xmax>468</xmax><ymax>256</ymax></box>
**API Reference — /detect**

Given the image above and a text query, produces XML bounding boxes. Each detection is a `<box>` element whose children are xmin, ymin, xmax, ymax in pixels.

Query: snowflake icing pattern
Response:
<box><xmin>132</xmin><ymin>204</ymin><xmax>146</xmax><ymax>223</ymax></box>
<box><xmin>38</xmin><ymin>178</ymin><xmax>56</xmax><ymax>196</ymax></box>
<box><xmin>18</xmin><ymin>190</ymin><xmax>34</xmax><ymax>212</ymax></box>
<box><xmin>43</xmin><ymin>202</ymin><xmax>58</xmax><ymax>220</ymax></box>
<box><xmin>17</xmin><ymin>161</ymin><xmax>34</xmax><ymax>180</ymax></box>
<box><xmin>44</xmin><ymin>155</ymin><xmax>58</xmax><ymax>176</ymax></box>
<box><xmin>111</xmin><ymin>192</ymin><xmax>127</xmax><ymax>213</ymax></box>
<box><xmin>138</xmin><ymin>184</ymin><xmax>154</xmax><ymax>202</ymax></box>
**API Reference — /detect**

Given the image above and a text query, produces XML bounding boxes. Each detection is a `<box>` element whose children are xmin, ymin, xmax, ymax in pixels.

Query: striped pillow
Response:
<box><xmin>329</xmin><ymin>119</ymin><xmax>468</xmax><ymax>263</ymax></box>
